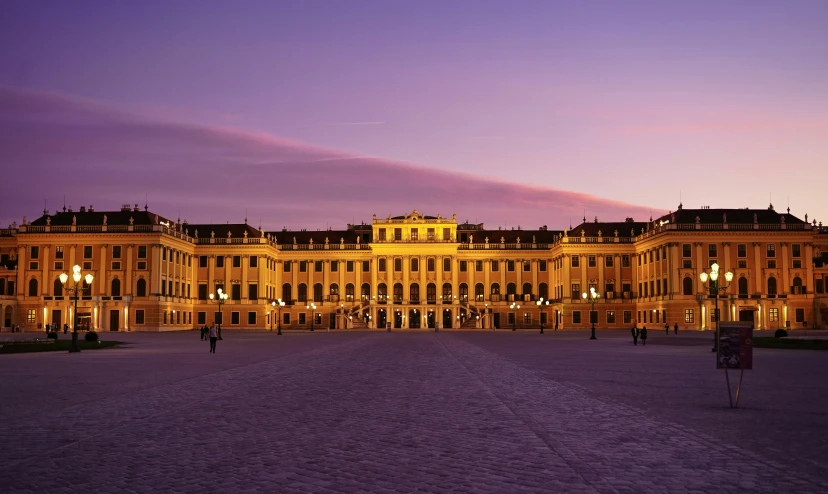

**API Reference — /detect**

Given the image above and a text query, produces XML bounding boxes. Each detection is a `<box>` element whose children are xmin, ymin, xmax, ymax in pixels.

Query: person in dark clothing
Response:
<box><xmin>640</xmin><ymin>326</ymin><xmax>648</xmax><ymax>346</ymax></box>
<box><xmin>674</xmin><ymin>323</ymin><xmax>678</xmax><ymax>335</ymax></box>
<box><xmin>209</xmin><ymin>323</ymin><xmax>218</xmax><ymax>353</ymax></box>
<box><xmin>63</xmin><ymin>323</ymin><xmax>69</xmax><ymax>334</ymax></box>
<box><xmin>200</xmin><ymin>325</ymin><xmax>208</xmax><ymax>340</ymax></box>
<box><xmin>665</xmin><ymin>323</ymin><xmax>669</xmax><ymax>335</ymax></box>
<box><xmin>631</xmin><ymin>326</ymin><xmax>639</xmax><ymax>345</ymax></box>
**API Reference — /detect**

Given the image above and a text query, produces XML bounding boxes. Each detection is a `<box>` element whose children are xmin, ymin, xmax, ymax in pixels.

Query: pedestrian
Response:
<box><xmin>200</xmin><ymin>325</ymin><xmax>207</xmax><ymax>341</ymax></box>
<box><xmin>631</xmin><ymin>325</ymin><xmax>639</xmax><ymax>345</ymax></box>
<box><xmin>674</xmin><ymin>323</ymin><xmax>678</xmax><ymax>335</ymax></box>
<box><xmin>63</xmin><ymin>323</ymin><xmax>69</xmax><ymax>334</ymax></box>
<box><xmin>641</xmin><ymin>325</ymin><xmax>648</xmax><ymax>346</ymax></box>
<box><xmin>208</xmin><ymin>323</ymin><xmax>218</xmax><ymax>353</ymax></box>
<box><xmin>665</xmin><ymin>322</ymin><xmax>669</xmax><ymax>335</ymax></box>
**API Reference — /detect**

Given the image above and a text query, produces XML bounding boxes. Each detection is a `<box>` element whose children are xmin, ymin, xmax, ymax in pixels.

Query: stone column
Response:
<box><xmin>436</xmin><ymin>255</ymin><xmax>444</xmax><ymax>301</ymax></box>
<box><xmin>753</xmin><ymin>243</ymin><xmax>762</xmax><ymax>294</ymax></box>
<box><xmin>781</xmin><ymin>243</ymin><xmax>789</xmax><ymax>292</ymax></box>
<box><xmin>151</xmin><ymin>245</ymin><xmax>161</xmax><ymax>295</ymax></box>
<box><xmin>17</xmin><ymin>246</ymin><xmax>25</xmax><ymax>295</ymax></box>
<box><xmin>451</xmin><ymin>256</ymin><xmax>459</xmax><ymax>303</ymax></box>
<box><xmin>402</xmin><ymin>256</ymin><xmax>410</xmax><ymax>302</ymax></box>
<box><xmin>99</xmin><ymin>245</ymin><xmax>107</xmax><ymax>294</ymax></box>
<box><xmin>242</xmin><ymin>255</ymin><xmax>249</xmax><ymax>300</ymax></box>
<box><xmin>126</xmin><ymin>245</ymin><xmax>134</xmax><ymax>295</ymax></box>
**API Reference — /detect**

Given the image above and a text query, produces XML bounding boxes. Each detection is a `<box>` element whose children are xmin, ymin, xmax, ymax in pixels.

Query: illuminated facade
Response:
<box><xmin>1</xmin><ymin>204</ymin><xmax>827</xmax><ymax>332</ymax></box>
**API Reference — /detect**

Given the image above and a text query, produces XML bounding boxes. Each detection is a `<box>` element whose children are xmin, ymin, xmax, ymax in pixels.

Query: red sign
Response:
<box><xmin>717</xmin><ymin>322</ymin><xmax>753</xmax><ymax>370</ymax></box>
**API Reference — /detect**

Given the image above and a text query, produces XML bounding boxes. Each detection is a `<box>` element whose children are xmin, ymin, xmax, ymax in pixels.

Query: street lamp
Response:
<box><xmin>271</xmin><ymin>299</ymin><xmax>285</xmax><ymax>335</ymax></box>
<box><xmin>306</xmin><ymin>303</ymin><xmax>317</xmax><ymax>331</ymax></box>
<box><xmin>582</xmin><ymin>287</ymin><xmax>600</xmax><ymax>340</ymax></box>
<box><xmin>537</xmin><ymin>297</ymin><xmax>550</xmax><ymax>334</ymax></box>
<box><xmin>510</xmin><ymin>302</ymin><xmax>520</xmax><ymax>331</ymax></box>
<box><xmin>59</xmin><ymin>265</ymin><xmax>94</xmax><ymax>353</ymax></box>
<box><xmin>700</xmin><ymin>263</ymin><xmax>733</xmax><ymax>352</ymax></box>
<box><xmin>209</xmin><ymin>288</ymin><xmax>229</xmax><ymax>339</ymax></box>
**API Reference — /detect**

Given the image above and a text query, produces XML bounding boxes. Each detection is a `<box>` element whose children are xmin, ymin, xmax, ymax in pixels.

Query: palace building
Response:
<box><xmin>1</xmin><ymin>203</ymin><xmax>827</xmax><ymax>333</ymax></box>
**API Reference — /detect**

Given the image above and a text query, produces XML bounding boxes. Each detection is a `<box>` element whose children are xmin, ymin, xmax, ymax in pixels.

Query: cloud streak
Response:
<box><xmin>0</xmin><ymin>86</ymin><xmax>661</xmax><ymax>229</ymax></box>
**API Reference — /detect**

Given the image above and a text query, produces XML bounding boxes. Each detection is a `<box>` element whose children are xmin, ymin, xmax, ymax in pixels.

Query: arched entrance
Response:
<box><xmin>442</xmin><ymin>308</ymin><xmax>453</xmax><ymax>329</ymax></box>
<box><xmin>394</xmin><ymin>310</ymin><xmax>403</xmax><ymax>329</ymax></box>
<box><xmin>376</xmin><ymin>309</ymin><xmax>387</xmax><ymax>329</ymax></box>
<box><xmin>426</xmin><ymin>310</ymin><xmax>435</xmax><ymax>328</ymax></box>
<box><xmin>409</xmin><ymin>309</ymin><xmax>421</xmax><ymax>328</ymax></box>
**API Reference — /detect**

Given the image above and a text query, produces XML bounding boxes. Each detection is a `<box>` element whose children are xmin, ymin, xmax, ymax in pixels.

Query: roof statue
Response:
<box><xmin>614</xmin><ymin>229</ymin><xmax>618</xmax><ymax>237</ymax></box>
<box><xmin>598</xmin><ymin>230</ymin><xmax>602</xmax><ymax>237</ymax></box>
<box><xmin>516</xmin><ymin>237</ymin><xmax>521</xmax><ymax>244</ymax></box>
<box><xmin>722</xmin><ymin>213</ymin><xmax>727</xmax><ymax>223</ymax></box>
<box><xmin>293</xmin><ymin>237</ymin><xmax>297</xmax><ymax>244</ymax></box>
<box><xmin>72</xmin><ymin>215</ymin><xmax>76</xmax><ymax>226</ymax></box>
<box><xmin>341</xmin><ymin>238</ymin><xmax>344</xmax><ymax>244</ymax></box>
<box><xmin>325</xmin><ymin>237</ymin><xmax>329</xmax><ymax>245</ymax></box>
<box><xmin>194</xmin><ymin>229</ymin><xmax>198</xmax><ymax>238</ymax></box>
<box><xmin>356</xmin><ymin>236</ymin><xmax>360</xmax><ymax>243</ymax></box>
<box><xmin>754</xmin><ymin>213</ymin><xmax>758</xmax><ymax>224</ymax></box>
<box><xmin>780</xmin><ymin>215</ymin><xmax>785</xmax><ymax>224</ymax></box>
<box><xmin>309</xmin><ymin>238</ymin><xmax>313</xmax><ymax>245</ymax></box>
<box><xmin>243</xmin><ymin>230</ymin><xmax>248</xmax><ymax>238</ymax></box>
<box><xmin>532</xmin><ymin>235</ymin><xmax>536</xmax><ymax>243</ymax></box>
<box><xmin>211</xmin><ymin>231</ymin><xmax>215</xmax><ymax>238</ymax></box>
<box><xmin>500</xmin><ymin>236</ymin><xmax>505</xmax><ymax>244</ymax></box>
<box><xmin>695</xmin><ymin>216</ymin><xmax>700</xmax><ymax>224</ymax></box>
<box><xmin>227</xmin><ymin>230</ymin><xmax>232</xmax><ymax>238</ymax></box>
<box><xmin>46</xmin><ymin>216</ymin><xmax>51</xmax><ymax>226</ymax></box>
<box><xmin>103</xmin><ymin>214</ymin><xmax>107</xmax><ymax>225</ymax></box>
<box><xmin>469</xmin><ymin>234</ymin><xmax>473</xmax><ymax>243</ymax></box>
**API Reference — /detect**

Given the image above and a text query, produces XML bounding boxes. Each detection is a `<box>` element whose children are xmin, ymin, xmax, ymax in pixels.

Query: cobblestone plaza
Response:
<box><xmin>1</xmin><ymin>331</ymin><xmax>827</xmax><ymax>493</ymax></box>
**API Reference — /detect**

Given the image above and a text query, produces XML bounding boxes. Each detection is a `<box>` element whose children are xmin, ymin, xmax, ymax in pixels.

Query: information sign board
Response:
<box><xmin>717</xmin><ymin>322</ymin><xmax>753</xmax><ymax>370</ymax></box>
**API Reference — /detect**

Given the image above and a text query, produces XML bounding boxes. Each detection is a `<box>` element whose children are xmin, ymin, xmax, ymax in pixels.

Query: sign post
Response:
<box><xmin>717</xmin><ymin>322</ymin><xmax>753</xmax><ymax>408</ymax></box>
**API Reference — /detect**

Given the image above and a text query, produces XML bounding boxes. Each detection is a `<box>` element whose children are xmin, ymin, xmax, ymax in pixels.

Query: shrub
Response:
<box><xmin>774</xmin><ymin>329</ymin><xmax>788</xmax><ymax>339</ymax></box>
<box><xmin>84</xmin><ymin>331</ymin><xmax>99</xmax><ymax>342</ymax></box>
<box><xmin>47</xmin><ymin>332</ymin><xmax>58</xmax><ymax>341</ymax></box>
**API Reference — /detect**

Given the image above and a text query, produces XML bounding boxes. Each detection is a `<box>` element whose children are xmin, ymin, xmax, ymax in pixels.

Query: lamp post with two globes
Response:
<box><xmin>537</xmin><ymin>297</ymin><xmax>550</xmax><ymax>334</ymax></box>
<box><xmin>582</xmin><ymin>287</ymin><xmax>600</xmax><ymax>340</ymax></box>
<box><xmin>510</xmin><ymin>302</ymin><xmax>520</xmax><ymax>331</ymax></box>
<box><xmin>59</xmin><ymin>265</ymin><xmax>94</xmax><ymax>353</ymax></box>
<box><xmin>271</xmin><ymin>299</ymin><xmax>285</xmax><ymax>335</ymax></box>
<box><xmin>306</xmin><ymin>302</ymin><xmax>317</xmax><ymax>331</ymax></box>
<box><xmin>209</xmin><ymin>288</ymin><xmax>229</xmax><ymax>339</ymax></box>
<box><xmin>699</xmin><ymin>263</ymin><xmax>733</xmax><ymax>352</ymax></box>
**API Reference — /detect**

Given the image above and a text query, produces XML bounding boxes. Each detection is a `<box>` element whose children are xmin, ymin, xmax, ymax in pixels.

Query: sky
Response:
<box><xmin>1</xmin><ymin>0</ymin><xmax>827</xmax><ymax>230</ymax></box>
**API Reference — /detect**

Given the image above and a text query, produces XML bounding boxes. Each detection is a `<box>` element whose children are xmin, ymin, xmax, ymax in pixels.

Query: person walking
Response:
<box><xmin>641</xmin><ymin>325</ymin><xmax>648</xmax><ymax>346</ymax></box>
<box><xmin>665</xmin><ymin>322</ymin><xmax>669</xmax><ymax>335</ymax></box>
<box><xmin>631</xmin><ymin>325</ymin><xmax>639</xmax><ymax>346</ymax></box>
<box><xmin>208</xmin><ymin>323</ymin><xmax>219</xmax><ymax>353</ymax></box>
<box><xmin>63</xmin><ymin>323</ymin><xmax>69</xmax><ymax>334</ymax></box>
<box><xmin>674</xmin><ymin>323</ymin><xmax>679</xmax><ymax>335</ymax></box>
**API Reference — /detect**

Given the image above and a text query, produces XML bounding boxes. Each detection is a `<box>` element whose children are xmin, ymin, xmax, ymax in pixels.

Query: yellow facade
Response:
<box><xmin>1</xmin><ymin>205</ymin><xmax>826</xmax><ymax>332</ymax></box>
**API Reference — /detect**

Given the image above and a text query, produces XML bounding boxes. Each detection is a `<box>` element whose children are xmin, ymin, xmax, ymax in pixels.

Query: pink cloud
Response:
<box><xmin>0</xmin><ymin>86</ymin><xmax>661</xmax><ymax>229</ymax></box>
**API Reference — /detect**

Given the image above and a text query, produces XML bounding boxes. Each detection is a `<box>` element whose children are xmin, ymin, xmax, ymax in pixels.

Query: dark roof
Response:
<box><xmin>655</xmin><ymin>207</ymin><xmax>806</xmax><ymax>225</ymax></box>
<box><xmin>187</xmin><ymin>223</ymin><xmax>262</xmax><ymax>240</ymax></box>
<box><xmin>390</xmin><ymin>215</ymin><xmax>438</xmax><ymax>220</ymax></box>
<box><xmin>265</xmin><ymin>230</ymin><xmax>363</xmax><ymax>244</ymax></box>
<box><xmin>569</xmin><ymin>221</ymin><xmax>648</xmax><ymax>238</ymax></box>
<box><xmin>31</xmin><ymin>210</ymin><xmax>170</xmax><ymax>226</ymax></box>
<box><xmin>470</xmin><ymin>229</ymin><xmax>563</xmax><ymax>244</ymax></box>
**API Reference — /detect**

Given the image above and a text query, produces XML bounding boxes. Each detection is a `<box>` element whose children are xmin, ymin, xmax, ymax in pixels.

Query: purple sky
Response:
<box><xmin>2</xmin><ymin>0</ymin><xmax>827</xmax><ymax>229</ymax></box>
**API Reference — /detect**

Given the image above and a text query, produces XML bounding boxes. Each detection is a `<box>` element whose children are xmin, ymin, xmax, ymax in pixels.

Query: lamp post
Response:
<box><xmin>700</xmin><ymin>263</ymin><xmax>733</xmax><ymax>352</ymax></box>
<box><xmin>306</xmin><ymin>303</ymin><xmax>317</xmax><ymax>331</ymax></box>
<box><xmin>537</xmin><ymin>297</ymin><xmax>550</xmax><ymax>334</ymax></box>
<box><xmin>59</xmin><ymin>265</ymin><xmax>94</xmax><ymax>353</ymax></box>
<box><xmin>271</xmin><ymin>299</ymin><xmax>285</xmax><ymax>335</ymax></box>
<box><xmin>582</xmin><ymin>287</ymin><xmax>600</xmax><ymax>340</ymax></box>
<box><xmin>510</xmin><ymin>302</ymin><xmax>520</xmax><ymax>331</ymax></box>
<box><xmin>209</xmin><ymin>288</ymin><xmax>228</xmax><ymax>339</ymax></box>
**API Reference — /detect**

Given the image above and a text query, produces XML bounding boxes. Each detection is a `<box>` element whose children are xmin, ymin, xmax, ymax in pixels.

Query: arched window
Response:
<box><xmin>475</xmin><ymin>283</ymin><xmax>484</xmax><ymax>302</ymax></box>
<box><xmin>442</xmin><ymin>283</ymin><xmax>452</xmax><ymax>301</ymax></box>
<box><xmin>738</xmin><ymin>277</ymin><xmax>748</xmax><ymax>296</ymax></box>
<box><xmin>792</xmin><ymin>276</ymin><xmax>803</xmax><ymax>294</ymax></box>
<box><xmin>410</xmin><ymin>283</ymin><xmax>420</xmax><ymax>302</ymax></box>
<box><xmin>297</xmin><ymin>283</ymin><xmax>307</xmax><ymax>302</ymax></box>
<box><xmin>330</xmin><ymin>283</ymin><xmax>339</xmax><ymax>302</ymax></box>
<box><xmin>459</xmin><ymin>283</ymin><xmax>468</xmax><ymax>301</ymax></box>
<box><xmin>393</xmin><ymin>283</ymin><xmax>403</xmax><ymax>303</ymax></box>
<box><xmin>411</xmin><ymin>258</ymin><xmax>419</xmax><ymax>272</ymax></box>
<box><xmin>767</xmin><ymin>277</ymin><xmax>777</xmax><ymax>296</ymax></box>
<box><xmin>282</xmin><ymin>283</ymin><xmax>292</xmax><ymax>303</ymax></box>
<box><xmin>683</xmin><ymin>277</ymin><xmax>693</xmax><ymax>296</ymax></box>
<box><xmin>361</xmin><ymin>283</ymin><xmax>371</xmax><ymax>302</ymax></box>
<box><xmin>793</xmin><ymin>276</ymin><xmax>802</xmax><ymax>287</ymax></box>
<box><xmin>111</xmin><ymin>278</ymin><xmax>121</xmax><ymax>297</ymax></box>
<box><xmin>506</xmin><ymin>283</ymin><xmax>516</xmax><ymax>295</ymax></box>
<box><xmin>345</xmin><ymin>283</ymin><xmax>355</xmax><ymax>302</ymax></box>
<box><xmin>28</xmin><ymin>278</ymin><xmax>38</xmax><ymax>297</ymax></box>
<box><xmin>427</xmin><ymin>283</ymin><xmax>437</xmax><ymax>303</ymax></box>
<box><xmin>137</xmin><ymin>278</ymin><xmax>147</xmax><ymax>297</ymax></box>
<box><xmin>522</xmin><ymin>282</ymin><xmax>532</xmax><ymax>298</ymax></box>
<box><xmin>491</xmin><ymin>283</ymin><xmax>500</xmax><ymax>294</ymax></box>
<box><xmin>539</xmin><ymin>283</ymin><xmax>548</xmax><ymax>301</ymax></box>
<box><xmin>54</xmin><ymin>278</ymin><xmax>64</xmax><ymax>297</ymax></box>
<box><xmin>313</xmin><ymin>283</ymin><xmax>323</xmax><ymax>302</ymax></box>
<box><xmin>378</xmin><ymin>283</ymin><xmax>387</xmax><ymax>302</ymax></box>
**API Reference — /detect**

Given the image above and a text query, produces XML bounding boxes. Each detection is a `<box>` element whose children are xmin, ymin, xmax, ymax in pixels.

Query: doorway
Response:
<box><xmin>442</xmin><ymin>309</ymin><xmax>452</xmax><ymax>329</ymax></box>
<box><xmin>329</xmin><ymin>313</ymin><xmax>336</xmax><ymax>330</ymax></box>
<box><xmin>109</xmin><ymin>310</ymin><xmax>119</xmax><ymax>331</ymax></box>
<box><xmin>738</xmin><ymin>309</ymin><xmax>755</xmax><ymax>325</ymax></box>
<box><xmin>493</xmin><ymin>313</ymin><xmax>501</xmax><ymax>329</ymax></box>
<box><xmin>426</xmin><ymin>311</ymin><xmax>435</xmax><ymax>328</ymax></box>
<box><xmin>394</xmin><ymin>311</ymin><xmax>403</xmax><ymax>329</ymax></box>
<box><xmin>376</xmin><ymin>310</ymin><xmax>386</xmax><ymax>329</ymax></box>
<box><xmin>52</xmin><ymin>310</ymin><xmax>62</xmax><ymax>330</ymax></box>
<box><xmin>409</xmin><ymin>309</ymin><xmax>420</xmax><ymax>329</ymax></box>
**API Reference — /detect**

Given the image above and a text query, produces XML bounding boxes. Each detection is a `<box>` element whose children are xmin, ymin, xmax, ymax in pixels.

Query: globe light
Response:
<box><xmin>85</xmin><ymin>273</ymin><xmax>94</xmax><ymax>285</ymax></box>
<box><xmin>725</xmin><ymin>271</ymin><xmax>734</xmax><ymax>283</ymax></box>
<box><xmin>710</xmin><ymin>270</ymin><xmax>719</xmax><ymax>282</ymax></box>
<box><xmin>59</xmin><ymin>272</ymin><xmax>68</xmax><ymax>285</ymax></box>
<box><xmin>699</xmin><ymin>272</ymin><xmax>708</xmax><ymax>283</ymax></box>
<box><xmin>711</xmin><ymin>263</ymin><xmax>720</xmax><ymax>273</ymax></box>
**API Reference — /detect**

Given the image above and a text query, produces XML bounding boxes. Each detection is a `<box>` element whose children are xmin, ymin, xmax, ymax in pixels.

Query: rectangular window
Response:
<box><xmin>249</xmin><ymin>284</ymin><xmax>258</xmax><ymax>300</ymax></box>
<box><xmin>299</xmin><ymin>261</ymin><xmax>307</xmax><ymax>272</ymax></box>
<box><xmin>346</xmin><ymin>261</ymin><xmax>354</xmax><ymax>272</ymax></box>
<box><xmin>443</xmin><ymin>228</ymin><xmax>451</xmax><ymax>241</ymax></box>
<box><xmin>648</xmin><ymin>251</ymin><xmax>653</xmax><ymax>263</ymax></box>
<box><xmin>767</xmin><ymin>260</ymin><xmax>776</xmax><ymax>269</ymax></box>
<box><xmin>572</xmin><ymin>311</ymin><xmax>581</xmax><ymax>324</ymax></box>
<box><xmin>379</xmin><ymin>258</ymin><xmax>386</xmax><ymax>272</ymax></box>
<box><xmin>216</xmin><ymin>256</ymin><xmax>225</xmax><ymax>268</ymax></box>
<box><xmin>111</xmin><ymin>261</ymin><xmax>121</xmax><ymax>270</ymax></box>
<box><xmin>622</xmin><ymin>255</ymin><xmax>630</xmax><ymax>267</ymax></box>
<box><xmin>683</xmin><ymin>259</ymin><xmax>693</xmax><ymax>269</ymax></box>
<box><xmin>523</xmin><ymin>260</ymin><xmax>531</xmax><ymax>272</ymax></box>
<box><xmin>443</xmin><ymin>258</ymin><xmax>451</xmax><ymax>272</ymax></box>
<box><xmin>682</xmin><ymin>244</ymin><xmax>692</xmax><ymax>257</ymax></box>
<box><xmin>655</xmin><ymin>249</ymin><xmax>660</xmax><ymax>261</ymax></box>
<box><xmin>315</xmin><ymin>261</ymin><xmax>323</xmax><ymax>272</ymax></box>
<box><xmin>588</xmin><ymin>256</ymin><xmax>596</xmax><ymax>267</ymax></box>
<box><xmin>112</xmin><ymin>245</ymin><xmax>122</xmax><ymax>259</ymax></box>
<box><xmin>539</xmin><ymin>260</ymin><xmax>547</xmax><ymax>272</ymax></box>
<box><xmin>607</xmin><ymin>311</ymin><xmax>615</xmax><ymax>324</ymax></box>
<box><xmin>83</xmin><ymin>261</ymin><xmax>92</xmax><ymax>270</ymax></box>
<box><xmin>507</xmin><ymin>260</ymin><xmax>515</xmax><ymax>272</ymax></box>
<box><xmin>795</xmin><ymin>308</ymin><xmax>805</xmax><ymax>323</ymax></box>
<box><xmin>250</xmin><ymin>256</ymin><xmax>258</xmax><ymax>268</ymax></box>
<box><xmin>197</xmin><ymin>312</ymin><xmax>206</xmax><ymax>325</ymax></box>
<box><xmin>411</xmin><ymin>228</ymin><xmax>418</xmax><ymax>241</ymax></box>
<box><xmin>769</xmin><ymin>308</ymin><xmax>779</xmax><ymax>322</ymax></box>
<box><xmin>137</xmin><ymin>261</ymin><xmax>147</xmax><ymax>270</ymax></box>
<box><xmin>491</xmin><ymin>260</ymin><xmax>499</xmax><ymax>272</ymax></box>
<box><xmin>738</xmin><ymin>260</ymin><xmax>747</xmax><ymax>269</ymax></box>
<box><xmin>233</xmin><ymin>256</ymin><xmax>241</xmax><ymax>268</ymax></box>
<box><xmin>163</xmin><ymin>311</ymin><xmax>168</xmax><ymax>324</ymax></box>
<box><xmin>460</xmin><ymin>261</ymin><xmax>467</xmax><ymax>272</ymax></box>
<box><xmin>83</xmin><ymin>245</ymin><xmax>93</xmax><ymax>259</ymax></box>
<box><xmin>816</xmin><ymin>279</ymin><xmax>824</xmax><ymax>294</ymax></box>
<box><xmin>299</xmin><ymin>313</ymin><xmax>307</xmax><ymax>325</ymax></box>
<box><xmin>623</xmin><ymin>311</ymin><xmax>632</xmax><ymax>324</ymax></box>
<box><xmin>162</xmin><ymin>248</ymin><xmax>167</xmax><ymax>261</ymax></box>
<box><xmin>708</xmin><ymin>244</ymin><xmax>717</xmax><ymax>258</ymax></box>
<box><xmin>29</xmin><ymin>261</ymin><xmax>39</xmax><ymax>270</ymax></box>
<box><xmin>523</xmin><ymin>312</ymin><xmax>531</xmax><ymax>325</ymax></box>
<box><xmin>571</xmin><ymin>283</ymin><xmax>580</xmax><ymax>300</ymax></box>
<box><xmin>231</xmin><ymin>284</ymin><xmax>241</xmax><ymax>300</ymax></box>
<box><xmin>248</xmin><ymin>311</ymin><xmax>257</xmax><ymax>325</ymax></box>
<box><xmin>476</xmin><ymin>260</ymin><xmax>484</xmax><ymax>272</ymax></box>
<box><xmin>737</xmin><ymin>244</ymin><xmax>747</xmax><ymax>258</ymax></box>
<box><xmin>136</xmin><ymin>310</ymin><xmax>145</xmax><ymax>324</ymax></box>
<box><xmin>684</xmin><ymin>309</ymin><xmax>694</xmax><ymax>324</ymax></box>
<box><xmin>605</xmin><ymin>256</ymin><xmax>613</xmax><ymax>268</ymax></box>
<box><xmin>331</xmin><ymin>261</ymin><xmax>338</xmax><ymax>272</ymax></box>
<box><xmin>199</xmin><ymin>256</ymin><xmax>208</xmax><ymax>268</ymax></box>
<box><xmin>284</xmin><ymin>261</ymin><xmax>291</xmax><ymax>272</ymax></box>
<box><xmin>394</xmin><ymin>228</ymin><xmax>402</xmax><ymax>241</ymax></box>
<box><xmin>198</xmin><ymin>284</ymin><xmax>207</xmax><ymax>300</ymax></box>
<box><xmin>379</xmin><ymin>228</ymin><xmax>386</xmax><ymax>241</ymax></box>
<box><xmin>215</xmin><ymin>312</ymin><xmax>223</xmax><ymax>325</ymax></box>
<box><xmin>283</xmin><ymin>313</ymin><xmax>291</xmax><ymax>325</ymax></box>
<box><xmin>395</xmin><ymin>258</ymin><xmax>402</xmax><ymax>272</ymax></box>
<box><xmin>26</xmin><ymin>309</ymin><xmax>36</xmax><ymax>324</ymax></box>
<box><xmin>792</xmin><ymin>244</ymin><xmax>801</xmax><ymax>258</ymax></box>
<box><xmin>638</xmin><ymin>254</ymin><xmax>642</xmax><ymax>266</ymax></box>
<box><xmin>767</xmin><ymin>244</ymin><xmax>776</xmax><ymax>258</ymax></box>
<box><xmin>30</xmin><ymin>246</ymin><xmax>40</xmax><ymax>259</ymax></box>
<box><xmin>138</xmin><ymin>245</ymin><xmax>147</xmax><ymax>259</ymax></box>
<box><xmin>55</xmin><ymin>246</ymin><xmax>64</xmax><ymax>259</ymax></box>
<box><xmin>793</xmin><ymin>260</ymin><xmax>802</xmax><ymax>269</ymax></box>
<box><xmin>427</xmin><ymin>228</ymin><xmax>435</xmax><ymax>241</ymax></box>
<box><xmin>362</xmin><ymin>261</ymin><xmax>370</xmax><ymax>272</ymax></box>
<box><xmin>54</xmin><ymin>261</ymin><xmax>63</xmax><ymax>270</ymax></box>
<box><xmin>571</xmin><ymin>256</ymin><xmax>579</xmax><ymax>268</ymax></box>
<box><xmin>231</xmin><ymin>312</ymin><xmax>240</xmax><ymax>325</ymax></box>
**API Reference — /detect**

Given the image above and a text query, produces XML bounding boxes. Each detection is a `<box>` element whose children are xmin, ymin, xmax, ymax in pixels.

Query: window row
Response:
<box><xmin>277</xmin><ymin>282</ymin><xmax>552</xmax><ymax>303</ymax></box>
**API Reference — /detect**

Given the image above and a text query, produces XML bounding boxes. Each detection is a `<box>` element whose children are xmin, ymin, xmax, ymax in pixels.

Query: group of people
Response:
<box><xmin>631</xmin><ymin>322</ymin><xmax>680</xmax><ymax>345</ymax></box>
<box><xmin>200</xmin><ymin>323</ymin><xmax>221</xmax><ymax>353</ymax></box>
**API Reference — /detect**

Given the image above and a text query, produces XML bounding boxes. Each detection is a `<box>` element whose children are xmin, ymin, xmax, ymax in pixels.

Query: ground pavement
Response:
<box><xmin>0</xmin><ymin>329</ymin><xmax>826</xmax><ymax>493</ymax></box>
